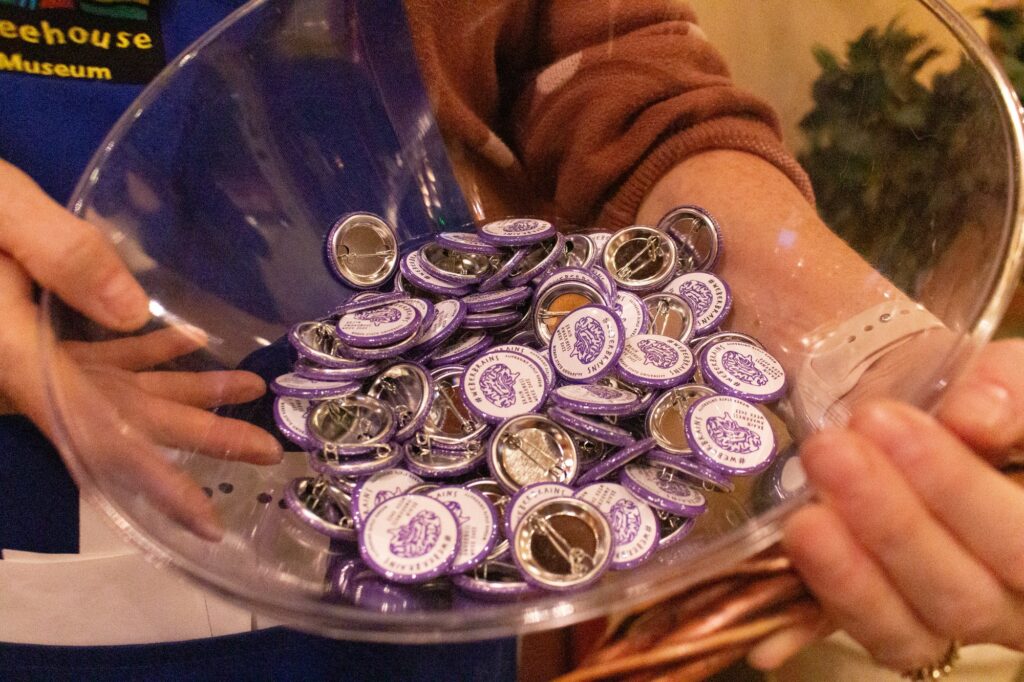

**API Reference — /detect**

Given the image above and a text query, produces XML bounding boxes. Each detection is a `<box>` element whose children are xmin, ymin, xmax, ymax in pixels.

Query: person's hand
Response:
<box><xmin>748</xmin><ymin>338</ymin><xmax>1024</xmax><ymax>672</ymax></box>
<box><xmin>0</xmin><ymin>158</ymin><xmax>282</xmax><ymax>541</ymax></box>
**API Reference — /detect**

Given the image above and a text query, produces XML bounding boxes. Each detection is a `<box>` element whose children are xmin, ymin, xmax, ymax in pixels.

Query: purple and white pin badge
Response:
<box><xmin>699</xmin><ymin>340</ymin><xmax>786</xmax><ymax>403</ymax></box>
<box><xmin>336</xmin><ymin>301</ymin><xmax>421</xmax><ymax>348</ymax></box>
<box><xmin>461</xmin><ymin>350</ymin><xmax>547</xmax><ymax>423</ymax></box>
<box><xmin>478</xmin><ymin>218</ymin><xmax>556</xmax><ymax>246</ymax></box>
<box><xmin>270</xmin><ymin>373</ymin><xmax>360</xmax><ymax>400</ymax></box>
<box><xmin>437</xmin><ymin>230</ymin><xmax>503</xmax><ymax>255</ymax></box>
<box><xmin>576</xmin><ymin>437</ymin><xmax>656</xmax><ymax>486</ymax></box>
<box><xmin>617</xmin><ymin>334</ymin><xmax>695</xmax><ymax>389</ymax></box>
<box><xmin>426</xmin><ymin>487</ymin><xmax>499</xmax><ymax>574</ymax></box>
<box><xmin>352</xmin><ymin>468</ymin><xmax>424</xmax><ymax>528</ymax></box>
<box><xmin>359</xmin><ymin>494</ymin><xmax>460</xmax><ymax>584</ymax></box>
<box><xmin>273</xmin><ymin>396</ymin><xmax>318</xmax><ymax>450</ymax></box>
<box><xmin>614</xmin><ymin>291</ymin><xmax>648</xmax><ymax>337</ymax></box>
<box><xmin>574</xmin><ymin>483</ymin><xmax>659</xmax><ymax>570</ymax></box>
<box><xmin>645</xmin><ymin>450</ymin><xmax>735</xmax><ymax>494</ymax></box>
<box><xmin>409</xmin><ymin>298</ymin><xmax>467</xmax><ymax>353</ymax></box>
<box><xmin>549</xmin><ymin>383</ymin><xmax>640</xmax><ymax>416</ymax></box>
<box><xmin>535</xmin><ymin>267</ymin><xmax>609</xmax><ymax>305</ymax></box>
<box><xmin>330</xmin><ymin>291</ymin><xmax>408</xmax><ymax>317</ymax></box>
<box><xmin>664</xmin><ymin>272</ymin><xmax>732</xmax><ymax>335</ymax></box>
<box><xmin>619</xmin><ymin>461</ymin><xmax>708</xmax><ymax>517</ymax></box>
<box><xmin>504</xmin><ymin>482</ymin><xmax>574</xmax><ymax>540</ymax></box>
<box><xmin>464</xmin><ymin>309</ymin><xmax>523</xmax><ymax>330</ymax></box>
<box><xmin>684</xmin><ymin>394</ymin><xmax>778</xmax><ymax>475</ymax></box>
<box><xmin>491</xmin><ymin>344</ymin><xmax>555</xmax><ymax>389</ymax></box>
<box><xmin>546</xmin><ymin>406</ymin><xmax>636</xmax><ymax>447</ymax></box>
<box><xmin>548</xmin><ymin>305</ymin><xmax>624</xmax><ymax>382</ymax></box>
<box><xmin>477</xmin><ymin>248</ymin><xmax>528</xmax><ymax>293</ymax></box>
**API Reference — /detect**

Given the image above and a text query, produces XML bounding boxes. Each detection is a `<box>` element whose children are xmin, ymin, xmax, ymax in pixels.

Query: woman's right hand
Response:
<box><xmin>0</xmin><ymin>158</ymin><xmax>282</xmax><ymax>541</ymax></box>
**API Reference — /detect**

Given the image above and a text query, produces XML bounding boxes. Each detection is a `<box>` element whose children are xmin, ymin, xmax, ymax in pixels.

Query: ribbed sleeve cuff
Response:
<box><xmin>598</xmin><ymin>116</ymin><xmax>816</xmax><ymax>229</ymax></box>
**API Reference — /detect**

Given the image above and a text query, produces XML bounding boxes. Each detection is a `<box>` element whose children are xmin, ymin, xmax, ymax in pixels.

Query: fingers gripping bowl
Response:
<box><xmin>41</xmin><ymin>0</ymin><xmax>1024</xmax><ymax>641</ymax></box>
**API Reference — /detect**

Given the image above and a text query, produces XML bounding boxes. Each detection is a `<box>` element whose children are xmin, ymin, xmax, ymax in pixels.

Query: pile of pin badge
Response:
<box><xmin>273</xmin><ymin>207</ymin><xmax>800</xmax><ymax>601</ymax></box>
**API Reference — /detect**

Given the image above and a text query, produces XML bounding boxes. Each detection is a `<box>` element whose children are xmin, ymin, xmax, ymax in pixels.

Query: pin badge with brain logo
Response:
<box><xmin>684</xmin><ymin>394</ymin><xmax>778</xmax><ymax>475</ymax></box>
<box><xmin>616</xmin><ymin>334</ymin><xmax>695</xmax><ymax>389</ymax></box>
<box><xmin>663</xmin><ymin>272</ymin><xmax>732</xmax><ymax>335</ymax></box>
<box><xmin>478</xmin><ymin>217</ymin><xmax>556</xmax><ymax>246</ymax></box>
<box><xmin>549</xmin><ymin>305</ymin><xmax>624</xmax><ymax>382</ymax></box>
<box><xmin>335</xmin><ymin>301</ymin><xmax>421</xmax><ymax>347</ymax></box>
<box><xmin>699</xmin><ymin>340</ymin><xmax>787</xmax><ymax>403</ymax></box>
<box><xmin>461</xmin><ymin>349</ymin><xmax>548</xmax><ymax>423</ymax></box>
<box><xmin>360</xmin><ymin>494</ymin><xmax>459</xmax><ymax>583</ymax></box>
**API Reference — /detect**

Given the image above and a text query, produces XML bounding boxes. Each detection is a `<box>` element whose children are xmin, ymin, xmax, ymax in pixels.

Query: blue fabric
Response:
<box><xmin>0</xmin><ymin>628</ymin><xmax>518</xmax><ymax>681</ymax></box>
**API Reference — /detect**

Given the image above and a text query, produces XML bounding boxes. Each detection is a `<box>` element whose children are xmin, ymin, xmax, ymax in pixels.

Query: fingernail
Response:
<box><xmin>946</xmin><ymin>382</ymin><xmax>1012</xmax><ymax>434</ymax></box>
<box><xmin>101</xmin><ymin>272</ymin><xmax>150</xmax><ymax>327</ymax></box>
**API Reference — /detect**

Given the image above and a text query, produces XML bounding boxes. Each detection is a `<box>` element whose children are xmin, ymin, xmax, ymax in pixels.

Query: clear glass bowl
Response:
<box><xmin>42</xmin><ymin>0</ymin><xmax>1024</xmax><ymax>642</ymax></box>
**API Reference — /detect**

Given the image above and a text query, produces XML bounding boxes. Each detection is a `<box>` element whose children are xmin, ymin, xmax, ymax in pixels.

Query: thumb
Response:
<box><xmin>0</xmin><ymin>159</ymin><xmax>150</xmax><ymax>331</ymax></box>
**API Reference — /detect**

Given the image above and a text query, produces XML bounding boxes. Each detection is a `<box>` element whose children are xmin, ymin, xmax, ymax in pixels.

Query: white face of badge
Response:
<box><xmin>507</xmin><ymin>483</ymin><xmax>573</xmax><ymax>535</ymax></box>
<box><xmin>361</xmin><ymin>494</ymin><xmax>459</xmax><ymax>580</ymax></box>
<box><xmin>549</xmin><ymin>307</ymin><xmax>622</xmax><ymax>381</ymax></box>
<box><xmin>664</xmin><ymin>272</ymin><xmax>730</xmax><ymax>333</ymax></box>
<box><xmin>575</xmin><ymin>483</ymin><xmax>658</xmax><ymax>570</ymax></box>
<box><xmin>274</xmin><ymin>373</ymin><xmax>351</xmax><ymax>390</ymax></box>
<box><xmin>355</xmin><ymin>469</ymin><xmax>423</xmax><ymax>526</ymax></box>
<box><xmin>556</xmin><ymin>383</ymin><xmax>636</xmax><ymax>406</ymax></box>
<box><xmin>275</xmin><ymin>397</ymin><xmax>314</xmax><ymax>438</ymax></box>
<box><xmin>702</xmin><ymin>340</ymin><xmax>786</xmax><ymax>401</ymax></box>
<box><xmin>427</xmin><ymin>487</ymin><xmax>497</xmax><ymax>571</ymax></box>
<box><xmin>618</xmin><ymin>334</ymin><xmax>693</xmax><ymax>384</ymax></box>
<box><xmin>417</xmin><ymin>299</ymin><xmax>461</xmax><ymax>342</ymax></box>
<box><xmin>481</xmin><ymin>218</ymin><xmax>552</xmax><ymax>240</ymax></box>
<box><xmin>462</xmin><ymin>351</ymin><xmax>547</xmax><ymax>421</ymax></box>
<box><xmin>337</xmin><ymin>302</ymin><xmax>419</xmax><ymax>340</ymax></box>
<box><xmin>686</xmin><ymin>395</ymin><xmax>777</xmax><ymax>473</ymax></box>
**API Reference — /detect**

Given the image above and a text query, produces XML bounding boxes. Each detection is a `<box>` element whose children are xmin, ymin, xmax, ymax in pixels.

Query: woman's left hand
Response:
<box><xmin>750</xmin><ymin>338</ymin><xmax>1024</xmax><ymax>672</ymax></box>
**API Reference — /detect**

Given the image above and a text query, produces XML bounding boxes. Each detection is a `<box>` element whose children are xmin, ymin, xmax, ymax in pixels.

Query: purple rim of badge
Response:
<box><xmin>616</xmin><ymin>334</ymin><xmax>696</xmax><ymax>390</ymax></box>
<box><xmin>338</xmin><ymin>331</ymin><xmax>422</xmax><ymax>361</ymax></box>
<box><xmin>645</xmin><ymin>449</ymin><xmax>735</xmax><ymax>493</ymax></box>
<box><xmin>403</xmin><ymin>442</ymin><xmax>488</xmax><ymax>479</ymax></box>
<box><xmin>658</xmin><ymin>513</ymin><xmax>697</xmax><ymax>550</ymax></box>
<box><xmin>426</xmin><ymin>486</ymin><xmax>500</xmax><ymax>574</ymax></box>
<box><xmin>309</xmin><ymin>445</ymin><xmax>405</xmax><ymax>477</ymax></box>
<box><xmin>437</xmin><ymin>230</ymin><xmax>503</xmax><ymax>255</ymax></box>
<box><xmin>418</xmin><ymin>245</ymin><xmax>490</xmax><ymax>287</ymax></box>
<box><xmin>504</xmin><ymin>482</ymin><xmax>574</xmax><ymax>539</ymax></box>
<box><xmin>683</xmin><ymin>394</ymin><xmax>778</xmax><ymax>476</ymax></box>
<box><xmin>351</xmin><ymin>468</ymin><xmax>424</xmax><ymax>528</ymax></box>
<box><xmin>293</xmin><ymin>359</ymin><xmax>382</xmax><ymax>382</ymax></box>
<box><xmin>358</xmin><ymin>493</ymin><xmax>460</xmax><ymax>584</ymax></box>
<box><xmin>663</xmin><ymin>272</ymin><xmax>732</xmax><ymax>336</ymax></box>
<box><xmin>323</xmin><ymin>213</ymin><xmax>397</xmax><ymax>290</ymax></box>
<box><xmin>335</xmin><ymin>302</ymin><xmax>421</xmax><ymax>348</ymax></box>
<box><xmin>451</xmin><ymin>563</ymin><xmax>537</xmax><ymax>600</ymax></box>
<box><xmin>463</xmin><ymin>309</ymin><xmax>523</xmax><ymax>330</ymax></box>
<box><xmin>428</xmin><ymin>332</ymin><xmax>493</xmax><ymax>367</ymax></box>
<box><xmin>546</xmin><ymin>406</ymin><xmax>636</xmax><ymax>447</ymax></box>
<box><xmin>400</xmin><ymin>251</ymin><xmax>473</xmax><ymax>296</ymax></box>
<box><xmin>329</xmin><ymin>292</ymin><xmax>408</xmax><ymax>317</ymax></box>
<box><xmin>619</xmin><ymin>461</ymin><xmax>709</xmax><ymax>517</ymax></box>
<box><xmin>270</xmin><ymin>373</ymin><xmax>361</xmax><ymax>400</ymax></box>
<box><xmin>283</xmin><ymin>478</ymin><xmax>357</xmax><ymax>541</ymax></box>
<box><xmin>614</xmin><ymin>291</ymin><xmax>649</xmax><ymax>337</ymax></box>
<box><xmin>409</xmin><ymin>298</ymin><xmax>467</xmax><ymax>354</ymax></box>
<box><xmin>576</xmin><ymin>437</ymin><xmax>657</xmax><ymax>486</ymax></box>
<box><xmin>462</xmin><ymin>286</ymin><xmax>533</xmax><ymax>313</ymax></box>
<box><xmin>461</xmin><ymin>349</ymin><xmax>549</xmax><ymax>423</ymax></box>
<box><xmin>591</xmin><ymin>267</ymin><xmax>617</xmax><ymax>302</ymax></box>
<box><xmin>273</xmin><ymin>397</ymin><xmax>319</xmax><ymax>450</ymax></box>
<box><xmin>478</xmin><ymin>218</ymin><xmax>557</xmax><ymax>246</ymax></box>
<box><xmin>506</xmin><ymin>233</ymin><xmax>565</xmax><ymax>287</ymax></box>
<box><xmin>477</xmin><ymin>248</ymin><xmax>528</xmax><ymax>293</ymax></box>
<box><xmin>549</xmin><ymin>383</ymin><xmax>641</xmax><ymax>416</ymax></box>
<box><xmin>404</xmin><ymin>298</ymin><xmax>436</xmax><ymax>330</ymax></box>
<box><xmin>698</xmin><ymin>340</ymin><xmax>788</xmax><ymax>403</ymax></box>
<box><xmin>574</xmin><ymin>482</ymin><xmax>659</xmax><ymax>571</ymax></box>
<box><xmin>548</xmin><ymin>305</ymin><xmax>625</xmax><ymax>383</ymax></box>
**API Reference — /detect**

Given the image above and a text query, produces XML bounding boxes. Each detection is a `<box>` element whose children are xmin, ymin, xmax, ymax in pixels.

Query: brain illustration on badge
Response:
<box><xmin>570</xmin><ymin>317</ymin><xmax>606</xmax><ymax>365</ymax></box>
<box><xmin>506</xmin><ymin>220</ymin><xmax>537</xmax><ymax>233</ymax></box>
<box><xmin>355</xmin><ymin>307</ymin><xmax>403</xmax><ymax>325</ymax></box>
<box><xmin>609</xmin><ymin>498</ymin><xmax>641</xmax><ymax>544</ymax></box>
<box><xmin>655</xmin><ymin>477</ymin><xmax>695</xmax><ymax>498</ymax></box>
<box><xmin>637</xmin><ymin>338</ymin><xmax>679</xmax><ymax>369</ymax></box>
<box><xmin>374</xmin><ymin>488</ymin><xmax>403</xmax><ymax>507</ymax></box>
<box><xmin>479</xmin><ymin>363</ymin><xmax>520</xmax><ymax>408</ymax></box>
<box><xmin>680</xmin><ymin>280</ymin><xmax>714</xmax><ymax>317</ymax></box>
<box><xmin>722</xmin><ymin>351</ymin><xmax>768</xmax><ymax>386</ymax></box>
<box><xmin>707</xmin><ymin>412</ymin><xmax>762</xmax><ymax>454</ymax></box>
<box><xmin>388</xmin><ymin>510</ymin><xmax>441</xmax><ymax>558</ymax></box>
<box><xmin>585</xmin><ymin>384</ymin><xmax>621</xmax><ymax>400</ymax></box>
<box><xmin>443</xmin><ymin>500</ymin><xmax>467</xmax><ymax>525</ymax></box>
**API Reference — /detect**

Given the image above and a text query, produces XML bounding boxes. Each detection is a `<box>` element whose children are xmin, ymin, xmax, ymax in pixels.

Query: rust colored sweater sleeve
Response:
<box><xmin>404</xmin><ymin>0</ymin><xmax>814</xmax><ymax>229</ymax></box>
